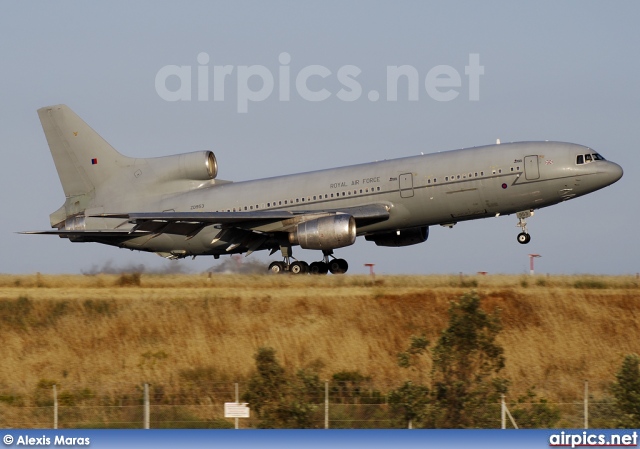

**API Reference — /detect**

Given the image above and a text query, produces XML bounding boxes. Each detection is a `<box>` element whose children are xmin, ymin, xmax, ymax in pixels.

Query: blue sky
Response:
<box><xmin>1</xmin><ymin>1</ymin><xmax>638</xmax><ymax>275</ymax></box>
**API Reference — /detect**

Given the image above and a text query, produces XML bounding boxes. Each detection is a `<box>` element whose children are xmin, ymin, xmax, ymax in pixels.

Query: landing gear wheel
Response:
<box><xmin>517</xmin><ymin>232</ymin><xmax>531</xmax><ymax>244</ymax></box>
<box><xmin>329</xmin><ymin>258</ymin><xmax>349</xmax><ymax>274</ymax></box>
<box><xmin>290</xmin><ymin>261</ymin><xmax>309</xmax><ymax>275</ymax></box>
<box><xmin>309</xmin><ymin>262</ymin><xmax>329</xmax><ymax>275</ymax></box>
<box><xmin>268</xmin><ymin>261</ymin><xmax>286</xmax><ymax>273</ymax></box>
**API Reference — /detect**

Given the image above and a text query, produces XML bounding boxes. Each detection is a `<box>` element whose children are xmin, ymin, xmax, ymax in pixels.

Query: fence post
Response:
<box><xmin>143</xmin><ymin>383</ymin><xmax>150</xmax><ymax>429</ymax></box>
<box><xmin>53</xmin><ymin>384</ymin><xmax>58</xmax><ymax>430</ymax></box>
<box><xmin>584</xmin><ymin>380</ymin><xmax>589</xmax><ymax>429</ymax></box>
<box><xmin>324</xmin><ymin>381</ymin><xmax>329</xmax><ymax>429</ymax></box>
<box><xmin>235</xmin><ymin>383</ymin><xmax>239</xmax><ymax>430</ymax></box>
<box><xmin>501</xmin><ymin>394</ymin><xmax>519</xmax><ymax>429</ymax></box>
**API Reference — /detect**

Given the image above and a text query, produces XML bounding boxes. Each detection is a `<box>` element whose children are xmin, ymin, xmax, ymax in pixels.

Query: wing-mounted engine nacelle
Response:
<box><xmin>153</xmin><ymin>150</ymin><xmax>218</xmax><ymax>181</ymax></box>
<box><xmin>289</xmin><ymin>214</ymin><xmax>356</xmax><ymax>250</ymax></box>
<box><xmin>365</xmin><ymin>226</ymin><xmax>429</xmax><ymax>247</ymax></box>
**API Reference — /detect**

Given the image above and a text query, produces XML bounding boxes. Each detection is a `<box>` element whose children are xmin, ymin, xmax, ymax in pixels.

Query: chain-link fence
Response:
<box><xmin>0</xmin><ymin>380</ymin><xmax>625</xmax><ymax>429</ymax></box>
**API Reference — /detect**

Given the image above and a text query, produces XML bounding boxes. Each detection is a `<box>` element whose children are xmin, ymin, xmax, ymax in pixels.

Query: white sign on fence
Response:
<box><xmin>224</xmin><ymin>402</ymin><xmax>250</xmax><ymax>418</ymax></box>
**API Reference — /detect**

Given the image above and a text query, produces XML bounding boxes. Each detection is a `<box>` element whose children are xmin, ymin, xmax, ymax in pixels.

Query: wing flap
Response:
<box><xmin>98</xmin><ymin>211</ymin><xmax>296</xmax><ymax>223</ymax></box>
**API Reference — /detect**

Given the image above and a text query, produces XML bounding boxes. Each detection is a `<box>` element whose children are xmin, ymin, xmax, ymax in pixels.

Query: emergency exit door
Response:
<box><xmin>524</xmin><ymin>155</ymin><xmax>540</xmax><ymax>180</ymax></box>
<box><xmin>399</xmin><ymin>173</ymin><xmax>414</xmax><ymax>198</ymax></box>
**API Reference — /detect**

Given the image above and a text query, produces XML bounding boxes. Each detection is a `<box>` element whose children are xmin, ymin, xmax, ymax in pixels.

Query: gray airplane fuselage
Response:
<box><xmin>29</xmin><ymin>105</ymin><xmax>623</xmax><ymax>269</ymax></box>
<box><xmin>113</xmin><ymin>141</ymin><xmax>621</xmax><ymax>256</ymax></box>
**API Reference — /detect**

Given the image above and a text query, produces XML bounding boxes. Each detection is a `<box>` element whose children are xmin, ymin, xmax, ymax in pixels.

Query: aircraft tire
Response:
<box><xmin>268</xmin><ymin>261</ymin><xmax>286</xmax><ymax>274</ymax></box>
<box><xmin>329</xmin><ymin>258</ymin><xmax>348</xmax><ymax>274</ymax></box>
<box><xmin>290</xmin><ymin>261</ymin><xmax>309</xmax><ymax>275</ymax></box>
<box><xmin>309</xmin><ymin>262</ymin><xmax>329</xmax><ymax>275</ymax></box>
<box><xmin>517</xmin><ymin>232</ymin><xmax>531</xmax><ymax>244</ymax></box>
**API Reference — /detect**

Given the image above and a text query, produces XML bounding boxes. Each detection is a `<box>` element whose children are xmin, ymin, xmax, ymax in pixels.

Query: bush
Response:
<box><xmin>116</xmin><ymin>273</ymin><xmax>142</xmax><ymax>286</ymax></box>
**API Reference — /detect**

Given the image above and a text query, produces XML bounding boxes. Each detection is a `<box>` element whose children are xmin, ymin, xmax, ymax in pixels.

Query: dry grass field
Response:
<box><xmin>0</xmin><ymin>273</ymin><xmax>638</xmax><ymax>404</ymax></box>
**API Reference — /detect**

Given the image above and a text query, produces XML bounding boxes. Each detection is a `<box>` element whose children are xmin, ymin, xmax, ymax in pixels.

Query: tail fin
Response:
<box><xmin>37</xmin><ymin>105</ymin><xmax>132</xmax><ymax>198</ymax></box>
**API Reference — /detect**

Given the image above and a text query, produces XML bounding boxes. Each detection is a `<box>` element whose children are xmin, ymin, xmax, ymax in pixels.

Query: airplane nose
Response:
<box><xmin>603</xmin><ymin>162</ymin><xmax>623</xmax><ymax>185</ymax></box>
<box><xmin>610</xmin><ymin>162</ymin><xmax>623</xmax><ymax>182</ymax></box>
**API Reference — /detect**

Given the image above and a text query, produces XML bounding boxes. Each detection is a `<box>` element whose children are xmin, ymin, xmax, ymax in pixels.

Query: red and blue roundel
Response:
<box><xmin>501</xmin><ymin>183</ymin><xmax>508</xmax><ymax>189</ymax></box>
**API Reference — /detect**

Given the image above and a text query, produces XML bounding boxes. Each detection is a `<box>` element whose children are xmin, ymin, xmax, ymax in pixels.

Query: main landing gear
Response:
<box><xmin>516</xmin><ymin>210</ymin><xmax>533</xmax><ymax>244</ymax></box>
<box><xmin>268</xmin><ymin>248</ymin><xmax>348</xmax><ymax>275</ymax></box>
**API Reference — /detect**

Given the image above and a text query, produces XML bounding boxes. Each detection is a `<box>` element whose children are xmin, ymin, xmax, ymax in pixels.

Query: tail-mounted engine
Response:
<box><xmin>152</xmin><ymin>150</ymin><xmax>218</xmax><ymax>181</ymax></box>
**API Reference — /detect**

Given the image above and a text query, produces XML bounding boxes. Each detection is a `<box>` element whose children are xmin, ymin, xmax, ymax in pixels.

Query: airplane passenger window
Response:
<box><xmin>577</xmin><ymin>155</ymin><xmax>584</xmax><ymax>164</ymax></box>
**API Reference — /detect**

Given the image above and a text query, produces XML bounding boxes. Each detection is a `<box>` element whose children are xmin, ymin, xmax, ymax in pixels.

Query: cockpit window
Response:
<box><xmin>576</xmin><ymin>153</ymin><xmax>606</xmax><ymax>165</ymax></box>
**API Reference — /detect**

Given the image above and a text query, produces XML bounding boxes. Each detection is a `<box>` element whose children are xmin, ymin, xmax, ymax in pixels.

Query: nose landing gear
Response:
<box><xmin>516</xmin><ymin>210</ymin><xmax>533</xmax><ymax>244</ymax></box>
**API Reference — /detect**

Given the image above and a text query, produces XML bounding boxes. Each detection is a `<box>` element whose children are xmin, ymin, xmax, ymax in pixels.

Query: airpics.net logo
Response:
<box><xmin>155</xmin><ymin>52</ymin><xmax>484</xmax><ymax>113</ymax></box>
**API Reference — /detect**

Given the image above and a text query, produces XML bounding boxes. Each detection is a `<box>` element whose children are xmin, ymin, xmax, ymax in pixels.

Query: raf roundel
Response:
<box><xmin>501</xmin><ymin>183</ymin><xmax>508</xmax><ymax>189</ymax></box>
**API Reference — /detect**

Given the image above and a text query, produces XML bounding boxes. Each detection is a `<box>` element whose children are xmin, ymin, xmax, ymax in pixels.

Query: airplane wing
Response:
<box><xmin>23</xmin><ymin>204</ymin><xmax>390</xmax><ymax>256</ymax></box>
<box><xmin>17</xmin><ymin>203</ymin><xmax>389</xmax><ymax>256</ymax></box>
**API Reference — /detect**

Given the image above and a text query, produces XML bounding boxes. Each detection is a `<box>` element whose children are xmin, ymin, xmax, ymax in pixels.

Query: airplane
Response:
<box><xmin>24</xmin><ymin>104</ymin><xmax>623</xmax><ymax>274</ymax></box>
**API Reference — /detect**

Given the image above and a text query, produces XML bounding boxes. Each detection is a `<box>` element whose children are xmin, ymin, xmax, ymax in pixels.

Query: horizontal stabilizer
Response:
<box><xmin>19</xmin><ymin>229</ymin><xmax>149</xmax><ymax>236</ymax></box>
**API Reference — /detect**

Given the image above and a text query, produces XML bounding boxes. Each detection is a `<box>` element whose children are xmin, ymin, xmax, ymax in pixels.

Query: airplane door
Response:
<box><xmin>524</xmin><ymin>155</ymin><xmax>540</xmax><ymax>180</ymax></box>
<box><xmin>399</xmin><ymin>173</ymin><xmax>414</xmax><ymax>198</ymax></box>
